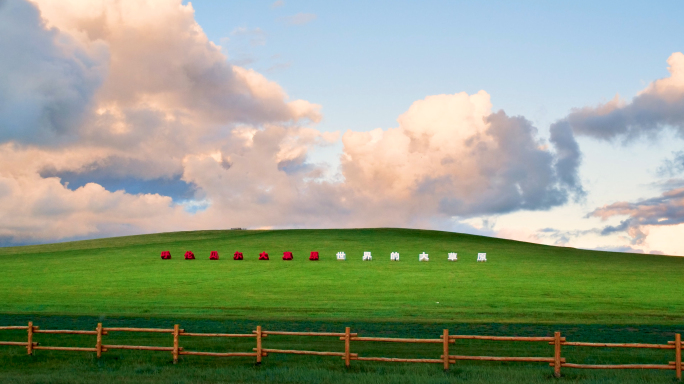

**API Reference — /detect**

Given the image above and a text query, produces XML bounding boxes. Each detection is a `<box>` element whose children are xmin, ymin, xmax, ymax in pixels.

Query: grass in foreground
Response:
<box><xmin>0</xmin><ymin>228</ymin><xmax>683</xmax><ymax>323</ymax></box>
<box><xmin>0</xmin><ymin>315</ymin><xmax>682</xmax><ymax>384</ymax></box>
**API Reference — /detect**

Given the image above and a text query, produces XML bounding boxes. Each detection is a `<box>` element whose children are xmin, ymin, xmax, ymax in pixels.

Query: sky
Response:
<box><xmin>1</xmin><ymin>0</ymin><xmax>684</xmax><ymax>255</ymax></box>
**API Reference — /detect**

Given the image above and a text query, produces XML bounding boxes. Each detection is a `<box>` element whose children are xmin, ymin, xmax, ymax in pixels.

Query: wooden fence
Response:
<box><xmin>0</xmin><ymin>322</ymin><xmax>681</xmax><ymax>380</ymax></box>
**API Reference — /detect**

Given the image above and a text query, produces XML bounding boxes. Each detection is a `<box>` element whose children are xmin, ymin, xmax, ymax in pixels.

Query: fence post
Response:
<box><xmin>443</xmin><ymin>329</ymin><xmax>450</xmax><ymax>371</ymax></box>
<box><xmin>96</xmin><ymin>323</ymin><xmax>103</xmax><ymax>358</ymax></box>
<box><xmin>344</xmin><ymin>327</ymin><xmax>351</xmax><ymax>367</ymax></box>
<box><xmin>554</xmin><ymin>331</ymin><xmax>561</xmax><ymax>378</ymax></box>
<box><xmin>256</xmin><ymin>325</ymin><xmax>262</xmax><ymax>365</ymax></box>
<box><xmin>27</xmin><ymin>321</ymin><xmax>33</xmax><ymax>356</ymax></box>
<box><xmin>676</xmin><ymin>333</ymin><xmax>682</xmax><ymax>381</ymax></box>
<box><xmin>173</xmin><ymin>324</ymin><xmax>179</xmax><ymax>364</ymax></box>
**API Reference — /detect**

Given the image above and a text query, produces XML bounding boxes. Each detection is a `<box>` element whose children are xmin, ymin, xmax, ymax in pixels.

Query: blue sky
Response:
<box><xmin>191</xmin><ymin>0</ymin><xmax>682</xmax><ymax>133</ymax></box>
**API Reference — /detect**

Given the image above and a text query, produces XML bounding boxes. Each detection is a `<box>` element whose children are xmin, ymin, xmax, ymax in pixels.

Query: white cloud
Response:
<box><xmin>0</xmin><ymin>0</ymin><xmax>324</xmax><ymax>243</ymax></box>
<box><xmin>590</xmin><ymin>187</ymin><xmax>684</xmax><ymax>245</ymax></box>
<box><xmin>0</xmin><ymin>0</ymin><xmax>107</xmax><ymax>145</ymax></box>
<box><xmin>553</xmin><ymin>52</ymin><xmax>684</xmax><ymax>250</ymax></box>
<box><xmin>341</xmin><ymin>91</ymin><xmax>580</xmax><ymax>216</ymax></box>
<box><xmin>563</xmin><ymin>52</ymin><xmax>684</xmax><ymax>142</ymax></box>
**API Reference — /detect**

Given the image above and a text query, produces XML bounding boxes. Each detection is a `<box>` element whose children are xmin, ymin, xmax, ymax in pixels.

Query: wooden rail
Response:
<box><xmin>354</xmin><ymin>357</ymin><xmax>443</xmax><ymax>363</ymax></box>
<box><xmin>180</xmin><ymin>351</ymin><xmax>257</xmax><ymax>357</ymax></box>
<box><xmin>260</xmin><ymin>328</ymin><xmax>355</xmax><ymax>364</ymax></box>
<box><xmin>450</xmin><ymin>355</ymin><xmax>564</xmax><ymax>363</ymax></box>
<box><xmin>0</xmin><ymin>321</ymin><xmax>680</xmax><ymax>380</ymax></box>
<box><xmin>34</xmin><ymin>330</ymin><xmax>99</xmax><ymax>335</ymax></box>
<box><xmin>33</xmin><ymin>346</ymin><xmax>100</xmax><ymax>352</ymax></box>
<box><xmin>103</xmin><ymin>327</ymin><xmax>178</xmax><ymax>333</ymax></box>
<box><xmin>180</xmin><ymin>332</ymin><xmax>255</xmax><ymax>337</ymax></box>
<box><xmin>261</xmin><ymin>331</ymin><xmax>353</xmax><ymax>337</ymax></box>
<box><xmin>553</xmin><ymin>332</ymin><xmax>682</xmax><ymax>379</ymax></box>
<box><xmin>451</xmin><ymin>335</ymin><xmax>559</xmax><ymax>342</ymax></box>
<box><xmin>559</xmin><ymin>341</ymin><xmax>674</xmax><ymax>349</ymax></box>
<box><xmin>103</xmin><ymin>345</ymin><xmax>178</xmax><ymax>351</ymax></box>
<box><xmin>561</xmin><ymin>363</ymin><xmax>674</xmax><ymax>370</ymax></box>
<box><xmin>259</xmin><ymin>348</ymin><xmax>347</xmax><ymax>356</ymax></box>
<box><xmin>349</xmin><ymin>337</ymin><xmax>446</xmax><ymax>343</ymax></box>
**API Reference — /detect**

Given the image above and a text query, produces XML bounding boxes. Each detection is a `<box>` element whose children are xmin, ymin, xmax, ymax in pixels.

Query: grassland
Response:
<box><xmin>1</xmin><ymin>228</ymin><xmax>683</xmax><ymax>382</ymax></box>
<box><xmin>0</xmin><ymin>228</ymin><xmax>682</xmax><ymax>324</ymax></box>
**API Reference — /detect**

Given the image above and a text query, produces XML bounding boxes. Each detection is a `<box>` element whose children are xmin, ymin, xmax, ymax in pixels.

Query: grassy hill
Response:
<box><xmin>0</xmin><ymin>228</ymin><xmax>682</xmax><ymax>324</ymax></box>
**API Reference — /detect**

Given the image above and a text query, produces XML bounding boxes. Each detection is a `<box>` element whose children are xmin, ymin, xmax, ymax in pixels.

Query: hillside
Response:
<box><xmin>0</xmin><ymin>228</ymin><xmax>682</xmax><ymax>324</ymax></box>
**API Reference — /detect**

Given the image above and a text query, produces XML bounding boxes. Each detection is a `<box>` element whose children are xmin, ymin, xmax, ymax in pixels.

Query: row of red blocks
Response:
<box><xmin>161</xmin><ymin>251</ymin><xmax>319</xmax><ymax>260</ymax></box>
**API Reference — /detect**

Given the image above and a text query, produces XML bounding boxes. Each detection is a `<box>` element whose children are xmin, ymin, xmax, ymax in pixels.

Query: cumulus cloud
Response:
<box><xmin>0</xmin><ymin>0</ymin><xmax>582</xmax><ymax>244</ymax></box>
<box><xmin>179</xmin><ymin>126</ymin><xmax>350</xmax><ymax>229</ymax></box>
<box><xmin>0</xmin><ymin>0</ymin><xmax>107</xmax><ymax>144</ymax></box>
<box><xmin>590</xmin><ymin>187</ymin><xmax>684</xmax><ymax>245</ymax></box>
<box><xmin>341</xmin><ymin>92</ymin><xmax>580</xmax><ymax>217</ymax></box>
<box><xmin>564</xmin><ymin>52</ymin><xmax>684</xmax><ymax>141</ymax></box>
<box><xmin>0</xmin><ymin>0</ymin><xmax>324</xmax><ymax>243</ymax></box>
<box><xmin>549</xmin><ymin>121</ymin><xmax>584</xmax><ymax>198</ymax></box>
<box><xmin>549</xmin><ymin>52</ymin><xmax>684</xmax><ymax>248</ymax></box>
<box><xmin>33</xmin><ymin>0</ymin><xmax>320</xmax><ymax>132</ymax></box>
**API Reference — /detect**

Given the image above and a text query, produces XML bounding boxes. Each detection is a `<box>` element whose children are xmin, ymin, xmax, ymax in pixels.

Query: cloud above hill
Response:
<box><xmin>590</xmin><ymin>187</ymin><xmax>684</xmax><ymax>245</ymax></box>
<box><xmin>563</xmin><ymin>52</ymin><xmax>684</xmax><ymax>142</ymax></box>
<box><xmin>340</xmin><ymin>92</ymin><xmax>581</xmax><ymax>217</ymax></box>
<box><xmin>0</xmin><ymin>0</ymin><xmax>593</xmax><ymax>244</ymax></box>
<box><xmin>0</xmin><ymin>0</ymin><xmax>107</xmax><ymax>145</ymax></box>
<box><xmin>0</xmin><ymin>0</ymin><xmax>324</xmax><ymax>243</ymax></box>
<box><xmin>551</xmin><ymin>52</ymin><xmax>684</xmax><ymax>248</ymax></box>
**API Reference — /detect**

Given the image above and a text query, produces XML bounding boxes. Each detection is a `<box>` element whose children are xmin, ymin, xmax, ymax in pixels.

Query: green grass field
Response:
<box><xmin>1</xmin><ymin>228</ymin><xmax>683</xmax><ymax>383</ymax></box>
<box><xmin>0</xmin><ymin>228</ymin><xmax>682</xmax><ymax>323</ymax></box>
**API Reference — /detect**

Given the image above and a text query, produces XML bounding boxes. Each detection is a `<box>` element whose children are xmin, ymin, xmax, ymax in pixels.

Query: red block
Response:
<box><xmin>209</xmin><ymin>251</ymin><xmax>219</xmax><ymax>260</ymax></box>
<box><xmin>184</xmin><ymin>251</ymin><xmax>195</xmax><ymax>260</ymax></box>
<box><xmin>233</xmin><ymin>251</ymin><xmax>243</xmax><ymax>260</ymax></box>
<box><xmin>283</xmin><ymin>251</ymin><xmax>293</xmax><ymax>260</ymax></box>
<box><xmin>309</xmin><ymin>251</ymin><xmax>319</xmax><ymax>261</ymax></box>
<box><xmin>259</xmin><ymin>252</ymin><xmax>269</xmax><ymax>260</ymax></box>
<box><xmin>160</xmin><ymin>251</ymin><xmax>171</xmax><ymax>260</ymax></box>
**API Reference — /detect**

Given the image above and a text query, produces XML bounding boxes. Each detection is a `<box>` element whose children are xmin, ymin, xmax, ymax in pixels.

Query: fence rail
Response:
<box><xmin>0</xmin><ymin>321</ymin><xmax>681</xmax><ymax>380</ymax></box>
